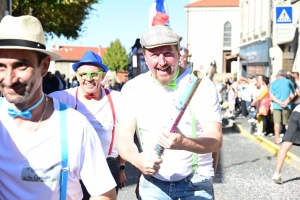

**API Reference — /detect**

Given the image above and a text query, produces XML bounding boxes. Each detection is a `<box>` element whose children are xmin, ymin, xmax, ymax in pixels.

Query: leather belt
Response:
<box><xmin>106</xmin><ymin>157</ymin><xmax>118</xmax><ymax>161</ymax></box>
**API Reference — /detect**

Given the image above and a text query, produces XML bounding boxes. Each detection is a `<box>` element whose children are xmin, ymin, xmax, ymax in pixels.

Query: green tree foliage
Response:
<box><xmin>103</xmin><ymin>39</ymin><xmax>129</xmax><ymax>72</ymax></box>
<box><xmin>12</xmin><ymin>0</ymin><xmax>98</xmax><ymax>39</ymax></box>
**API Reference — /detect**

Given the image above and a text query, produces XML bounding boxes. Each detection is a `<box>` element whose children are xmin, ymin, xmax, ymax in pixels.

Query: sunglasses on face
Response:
<box><xmin>77</xmin><ymin>71</ymin><xmax>103</xmax><ymax>80</ymax></box>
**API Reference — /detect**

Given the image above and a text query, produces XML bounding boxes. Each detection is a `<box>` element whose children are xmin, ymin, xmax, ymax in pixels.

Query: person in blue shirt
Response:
<box><xmin>270</xmin><ymin>70</ymin><xmax>295</xmax><ymax>144</ymax></box>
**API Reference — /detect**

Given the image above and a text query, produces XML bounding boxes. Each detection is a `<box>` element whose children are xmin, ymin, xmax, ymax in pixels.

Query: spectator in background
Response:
<box><xmin>71</xmin><ymin>76</ymin><xmax>79</xmax><ymax>88</ymax></box>
<box><xmin>238</xmin><ymin>77</ymin><xmax>248</xmax><ymax>117</ymax></box>
<box><xmin>66</xmin><ymin>77</ymin><xmax>70</xmax><ymax>89</ymax></box>
<box><xmin>42</xmin><ymin>71</ymin><xmax>61</xmax><ymax>94</ymax></box>
<box><xmin>224</xmin><ymin>78</ymin><xmax>238</xmax><ymax>117</ymax></box>
<box><xmin>291</xmin><ymin>72</ymin><xmax>300</xmax><ymax>111</ymax></box>
<box><xmin>215</xmin><ymin>80</ymin><xmax>224</xmax><ymax>105</ymax></box>
<box><xmin>54</xmin><ymin>70</ymin><xmax>65</xmax><ymax>90</ymax></box>
<box><xmin>240</xmin><ymin>76</ymin><xmax>251</xmax><ymax>118</ymax></box>
<box><xmin>109</xmin><ymin>80</ymin><xmax>122</xmax><ymax>92</ymax></box>
<box><xmin>225</xmin><ymin>77</ymin><xmax>232</xmax><ymax>101</ymax></box>
<box><xmin>251</xmin><ymin>75</ymin><xmax>271</xmax><ymax>136</ymax></box>
<box><xmin>207</xmin><ymin>60</ymin><xmax>217</xmax><ymax>80</ymax></box>
<box><xmin>270</xmin><ymin>70</ymin><xmax>295</xmax><ymax>144</ymax></box>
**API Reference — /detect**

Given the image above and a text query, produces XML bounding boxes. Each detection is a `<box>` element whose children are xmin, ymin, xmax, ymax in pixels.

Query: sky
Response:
<box><xmin>46</xmin><ymin>0</ymin><xmax>190</xmax><ymax>53</ymax></box>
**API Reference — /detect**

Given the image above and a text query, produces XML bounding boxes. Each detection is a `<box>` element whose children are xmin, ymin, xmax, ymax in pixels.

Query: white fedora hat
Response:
<box><xmin>0</xmin><ymin>15</ymin><xmax>61</xmax><ymax>61</ymax></box>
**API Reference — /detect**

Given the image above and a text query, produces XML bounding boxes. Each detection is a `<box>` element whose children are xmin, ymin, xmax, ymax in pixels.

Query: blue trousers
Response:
<box><xmin>139</xmin><ymin>172</ymin><xmax>213</xmax><ymax>200</ymax></box>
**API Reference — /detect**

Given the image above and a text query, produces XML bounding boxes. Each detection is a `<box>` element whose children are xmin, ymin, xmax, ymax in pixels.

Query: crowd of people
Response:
<box><xmin>220</xmin><ymin>71</ymin><xmax>297</xmax><ymax>139</ymax></box>
<box><xmin>0</xmin><ymin>15</ymin><xmax>222</xmax><ymax>200</ymax></box>
<box><xmin>42</xmin><ymin>71</ymin><xmax>123</xmax><ymax>95</ymax></box>
<box><xmin>217</xmin><ymin>70</ymin><xmax>300</xmax><ymax>185</ymax></box>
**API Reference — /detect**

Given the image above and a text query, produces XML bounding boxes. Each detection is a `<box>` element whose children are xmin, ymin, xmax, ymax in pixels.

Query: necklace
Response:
<box><xmin>33</xmin><ymin>95</ymin><xmax>48</xmax><ymax>132</ymax></box>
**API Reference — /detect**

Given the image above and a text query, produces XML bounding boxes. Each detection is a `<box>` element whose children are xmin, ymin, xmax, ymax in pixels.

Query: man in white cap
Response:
<box><xmin>0</xmin><ymin>15</ymin><xmax>116</xmax><ymax>200</ymax></box>
<box><xmin>50</xmin><ymin>50</ymin><xmax>127</xmax><ymax>198</ymax></box>
<box><xmin>117</xmin><ymin>25</ymin><xmax>223</xmax><ymax>199</ymax></box>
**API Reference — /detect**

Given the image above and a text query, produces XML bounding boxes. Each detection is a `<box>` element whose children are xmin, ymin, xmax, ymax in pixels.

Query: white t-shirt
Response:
<box><xmin>119</xmin><ymin>68</ymin><xmax>222</xmax><ymax>181</ymax></box>
<box><xmin>0</xmin><ymin>98</ymin><xmax>116</xmax><ymax>200</ymax></box>
<box><xmin>50</xmin><ymin>87</ymin><xmax>120</xmax><ymax>158</ymax></box>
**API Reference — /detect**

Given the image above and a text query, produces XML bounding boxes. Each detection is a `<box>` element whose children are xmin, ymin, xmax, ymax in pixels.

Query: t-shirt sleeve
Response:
<box><xmin>79</xmin><ymin>117</ymin><xmax>116</xmax><ymax>196</ymax></box>
<box><xmin>118</xmin><ymin>81</ymin><xmax>136</xmax><ymax>120</ymax></box>
<box><xmin>192</xmin><ymin>77</ymin><xmax>222</xmax><ymax>123</ymax></box>
<box><xmin>258</xmin><ymin>87</ymin><xmax>268</xmax><ymax>100</ymax></box>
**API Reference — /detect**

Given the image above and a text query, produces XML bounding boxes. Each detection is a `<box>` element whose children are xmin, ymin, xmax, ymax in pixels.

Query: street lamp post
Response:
<box><xmin>4</xmin><ymin>0</ymin><xmax>11</xmax><ymax>15</ymax></box>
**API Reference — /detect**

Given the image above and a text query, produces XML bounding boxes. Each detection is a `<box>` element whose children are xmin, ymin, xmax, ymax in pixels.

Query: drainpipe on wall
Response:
<box><xmin>186</xmin><ymin>9</ymin><xmax>189</xmax><ymax>51</ymax></box>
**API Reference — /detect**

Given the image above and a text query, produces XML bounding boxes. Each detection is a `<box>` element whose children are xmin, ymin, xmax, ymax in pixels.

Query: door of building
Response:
<box><xmin>223</xmin><ymin>51</ymin><xmax>231</xmax><ymax>73</ymax></box>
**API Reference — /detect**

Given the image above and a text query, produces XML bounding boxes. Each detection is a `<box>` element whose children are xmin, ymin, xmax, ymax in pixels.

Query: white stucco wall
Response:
<box><xmin>186</xmin><ymin>7</ymin><xmax>240</xmax><ymax>73</ymax></box>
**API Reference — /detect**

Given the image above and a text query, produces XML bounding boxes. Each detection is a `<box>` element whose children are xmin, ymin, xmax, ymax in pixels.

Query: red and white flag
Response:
<box><xmin>149</xmin><ymin>0</ymin><xmax>170</xmax><ymax>27</ymax></box>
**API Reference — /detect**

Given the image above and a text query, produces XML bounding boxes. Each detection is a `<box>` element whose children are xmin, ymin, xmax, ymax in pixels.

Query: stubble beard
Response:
<box><xmin>154</xmin><ymin>65</ymin><xmax>176</xmax><ymax>86</ymax></box>
<box><xmin>1</xmin><ymin>84</ymin><xmax>31</xmax><ymax>104</ymax></box>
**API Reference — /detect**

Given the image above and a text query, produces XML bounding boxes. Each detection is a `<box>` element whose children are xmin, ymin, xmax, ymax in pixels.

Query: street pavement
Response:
<box><xmin>232</xmin><ymin>116</ymin><xmax>300</xmax><ymax>157</ymax></box>
<box><xmin>118</xmin><ymin>121</ymin><xmax>300</xmax><ymax>200</ymax></box>
<box><xmin>214</xmin><ymin>126</ymin><xmax>300</xmax><ymax>200</ymax></box>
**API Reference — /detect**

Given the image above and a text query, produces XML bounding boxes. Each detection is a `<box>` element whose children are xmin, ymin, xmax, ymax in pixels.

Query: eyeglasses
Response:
<box><xmin>77</xmin><ymin>71</ymin><xmax>103</xmax><ymax>80</ymax></box>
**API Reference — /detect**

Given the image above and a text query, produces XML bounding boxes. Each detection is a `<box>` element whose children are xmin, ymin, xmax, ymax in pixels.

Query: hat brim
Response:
<box><xmin>143</xmin><ymin>42</ymin><xmax>178</xmax><ymax>49</ymax></box>
<box><xmin>72</xmin><ymin>61</ymin><xmax>109</xmax><ymax>72</ymax></box>
<box><xmin>0</xmin><ymin>46</ymin><xmax>61</xmax><ymax>61</ymax></box>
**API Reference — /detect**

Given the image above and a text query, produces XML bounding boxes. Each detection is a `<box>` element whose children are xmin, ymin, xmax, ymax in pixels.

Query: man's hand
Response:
<box><xmin>280</xmin><ymin>102</ymin><xmax>287</xmax><ymax>108</ymax></box>
<box><xmin>158</xmin><ymin>131</ymin><xmax>185</xmax><ymax>150</ymax></box>
<box><xmin>134</xmin><ymin>152</ymin><xmax>162</xmax><ymax>176</ymax></box>
<box><xmin>119</xmin><ymin>171</ymin><xmax>127</xmax><ymax>189</ymax></box>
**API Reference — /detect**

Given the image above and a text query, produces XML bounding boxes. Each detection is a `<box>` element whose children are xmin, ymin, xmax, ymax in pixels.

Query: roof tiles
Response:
<box><xmin>185</xmin><ymin>0</ymin><xmax>239</xmax><ymax>8</ymax></box>
<box><xmin>51</xmin><ymin>45</ymin><xmax>107</xmax><ymax>61</ymax></box>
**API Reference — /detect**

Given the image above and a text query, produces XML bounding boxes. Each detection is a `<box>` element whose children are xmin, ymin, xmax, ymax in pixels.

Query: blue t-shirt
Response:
<box><xmin>270</xmin><ymin>78</ymin><xmax>295</xmax><ymax>110</ymax></box>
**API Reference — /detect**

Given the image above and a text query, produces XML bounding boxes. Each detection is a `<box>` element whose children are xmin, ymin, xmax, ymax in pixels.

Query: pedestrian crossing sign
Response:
<box><xmin>276</xmin><ymin>6</ymin><xmax>293</xmax><ymax>24</ymax></box>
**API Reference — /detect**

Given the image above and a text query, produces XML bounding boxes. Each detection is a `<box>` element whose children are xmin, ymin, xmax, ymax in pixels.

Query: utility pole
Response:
<box><xmin>0</xmin><ymin>0</ymin><xmax>11</xmax><ymax>20</ymax></box>
<box><xmin>3</xmin><ymin>0</ymin><xmax>12</xmax><ymax>16</ymax></box>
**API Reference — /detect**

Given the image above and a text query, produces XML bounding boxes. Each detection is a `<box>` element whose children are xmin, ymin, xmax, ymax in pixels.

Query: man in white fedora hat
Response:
<box><xmin>0</xmin><ymin>15</ymin><xmax>116</xmax><ymax>200</ymax></box>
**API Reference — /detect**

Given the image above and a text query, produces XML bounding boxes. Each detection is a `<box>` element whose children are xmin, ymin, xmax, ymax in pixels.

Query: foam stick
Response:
<box><xmin>154</xmin><ymin>70</ymin><xmax>204</xmax><ymax>157</ymax></box>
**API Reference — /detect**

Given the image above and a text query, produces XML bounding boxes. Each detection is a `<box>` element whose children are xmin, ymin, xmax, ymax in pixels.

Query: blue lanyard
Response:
<box><xmin>59</xmin><ymin>102</ymin><xmax>68</xmax><ymax>200</ymax></box>
<box><xmin>0</xmin><ymin>98</ymin><xmax>69</xmax><ymax>200</ymax></box>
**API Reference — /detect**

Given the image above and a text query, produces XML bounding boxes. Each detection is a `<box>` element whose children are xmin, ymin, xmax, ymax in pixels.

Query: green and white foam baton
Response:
<box><xmin>153</xmin><ymin>70</ymin><xmax>204</xmax><ymax>157</ymax></box>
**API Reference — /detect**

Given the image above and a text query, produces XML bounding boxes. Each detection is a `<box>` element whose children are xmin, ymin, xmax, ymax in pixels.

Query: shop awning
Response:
<box><xmin>225</xmin><ymin>54</ymin><xmax>246</xmax><ymax>61</ymax></box>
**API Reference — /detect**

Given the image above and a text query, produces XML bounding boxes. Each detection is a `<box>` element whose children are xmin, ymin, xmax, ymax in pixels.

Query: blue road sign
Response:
<box><xmin>276</xmin><ymin>6</ymin><xmax>293</xmax><ymax>24</ymax></box>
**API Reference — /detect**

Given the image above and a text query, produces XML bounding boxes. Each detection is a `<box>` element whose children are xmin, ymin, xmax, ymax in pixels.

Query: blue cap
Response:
<box><xmin>72</xmin><ymin>50</ymin><xmax>109</xmax><ymax>72</ymax></box>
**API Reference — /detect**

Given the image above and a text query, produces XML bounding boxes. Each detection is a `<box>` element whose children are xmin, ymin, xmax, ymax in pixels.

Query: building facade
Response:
<box><xmin>185</xmin><ymin>0</ymin><xmax>240</xmax><ymax>74</ymax></box>
<box><xmin>238</xmin><ymin>0</ymin><xmax>300</xmax><ymax>80</ymax></box>
<box><xmin>271</xmin><ymin>0</ymin><xmax>300</xmax><ymax>81</ymax></box>
<box><xmin>238</xmin><ymin>0</ymin><xmax>273</xmax><ymax>78</ymax></box>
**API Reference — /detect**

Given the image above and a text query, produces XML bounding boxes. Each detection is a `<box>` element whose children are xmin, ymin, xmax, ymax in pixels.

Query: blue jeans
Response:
<box><xmin>139</xmin><ymin>173</ymin><xmax>213</xmax><ymax>200</ymax></box>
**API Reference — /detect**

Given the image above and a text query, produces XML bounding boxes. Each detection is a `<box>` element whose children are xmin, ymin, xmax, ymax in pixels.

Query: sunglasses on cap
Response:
<box><xmin>77</xmin><ymin>71</ymin><xmax>103</xmax><ymax>80</ymax></box>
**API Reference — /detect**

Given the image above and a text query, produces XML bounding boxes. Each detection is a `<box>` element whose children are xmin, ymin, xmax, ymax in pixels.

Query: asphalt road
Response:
<box><xmin>118</xmin><ymin>127</ymin><xmax>300</xmax><ymax>200</ymax></box>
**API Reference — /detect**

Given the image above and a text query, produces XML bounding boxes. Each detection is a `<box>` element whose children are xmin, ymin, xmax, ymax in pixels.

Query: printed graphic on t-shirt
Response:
<box><xmin>98</xmin><ymin>115</ymin><xmax>113</xmax><ymax>130</ymax></box>
<box><xmin>21</xmin><ymin>163</ymin><xmax>61</xmax><ymax>182</ymax></box>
